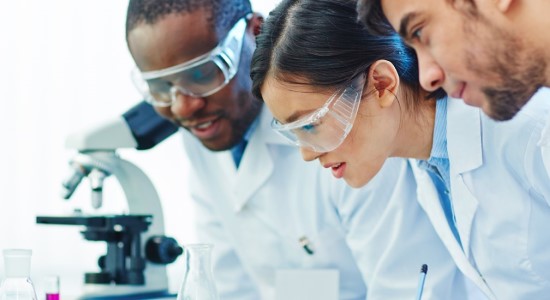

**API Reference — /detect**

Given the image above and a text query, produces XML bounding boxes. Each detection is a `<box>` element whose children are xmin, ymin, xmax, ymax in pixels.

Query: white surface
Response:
<box><xmin>275</xmin><ymin>269</ymin><xmax>339</xmax><ymax>300</ymax></box>
<box><xmin>0</xmin><ymin>0</ymin><xmax>281</xmax><ymax>295</ymax></box>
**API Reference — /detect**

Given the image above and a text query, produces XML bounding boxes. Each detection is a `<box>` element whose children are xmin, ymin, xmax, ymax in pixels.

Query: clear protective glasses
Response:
<box><xmin>271</xmin><ymin>73</ymin><xmax>367</xmax><ymax>152</ymax></box>
<box><xmin>131</xmin><ymin>16</ymin><xmax>249</xmax><ymax>107</ymax></box>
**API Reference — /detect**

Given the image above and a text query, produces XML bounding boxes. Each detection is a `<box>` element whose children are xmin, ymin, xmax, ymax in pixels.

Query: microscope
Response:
<box><xmin>36</xmin><ymin>101</ymin><xmax>182</xmax><ymax>299</ymax></box>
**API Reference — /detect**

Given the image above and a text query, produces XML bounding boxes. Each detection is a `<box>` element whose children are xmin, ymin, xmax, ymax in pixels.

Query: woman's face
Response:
<box><xmin>261</xmin><ymin>71</ymin><xmax>403</xmax><ymax>188</ymax></box>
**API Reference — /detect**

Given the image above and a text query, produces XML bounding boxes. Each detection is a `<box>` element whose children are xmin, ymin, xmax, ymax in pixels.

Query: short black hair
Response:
<box><xmin>356</xmin><ymin>0</ymin><xmax>394</xmax><ymax>36</ymax></box>
<box><xmin>126</xmin><ymin>0</ymin><xmax>252</xmax><ymax>37</ymax></box>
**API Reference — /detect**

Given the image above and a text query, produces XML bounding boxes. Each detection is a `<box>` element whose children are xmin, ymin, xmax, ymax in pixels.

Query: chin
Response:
<box><xmin>202</xmin><ymin>131</ymin><xmax>246</xmax><ymax>152</ymax></box>
<box><xmin>200</xmin><ymin>139</ymin><xmax>234</xmax><ymax>152</ymax></box>
<box><xmin>343</xmin><ymin>177</ymin><xmax>367</xmax><ymax>189</ymax></box>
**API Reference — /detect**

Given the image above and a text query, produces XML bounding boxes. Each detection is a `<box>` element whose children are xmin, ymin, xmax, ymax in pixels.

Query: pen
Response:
<box><xmin>415</xmin><ymin>264</ymin><xmax>428</xmax><ymax>300</ymax></box>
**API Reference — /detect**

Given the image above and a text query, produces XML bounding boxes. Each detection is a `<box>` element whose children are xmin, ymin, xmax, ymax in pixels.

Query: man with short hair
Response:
<box><xmin>125</xmin><ymin>1</ymin><xmax>474</xmax><ymax>299</ymax></box>
<box><xmin>358</xmin><ymin>0</ymin><xmax>550</xmax><ymax>121</ymax></box>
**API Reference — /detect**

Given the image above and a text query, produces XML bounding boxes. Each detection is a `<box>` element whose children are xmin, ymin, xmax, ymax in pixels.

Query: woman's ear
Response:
<box><xmin>367</xmin><ymin>60</ymin><xmax>400</xmax><ymax>108</ymax></box>
<box><xmin>247</xmin><ymin>13</ymin><xmax>264</xmax><ymax>37</ymax></box>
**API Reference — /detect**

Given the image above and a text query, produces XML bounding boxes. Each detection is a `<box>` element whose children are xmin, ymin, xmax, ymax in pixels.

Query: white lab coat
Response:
<box><xmin>536</xmin><ymin>88</ymin><xmax>550</xmax><ymax>177</ymax></box>
<box><xmin>181</xmin><ymin>105</ymin><xmax>477</xmax><ymax>300</ymax></box>
<box><xmin>410</xmin><ymin>90</ymin><xmax>550</xmax><ymax>300</ymax></box>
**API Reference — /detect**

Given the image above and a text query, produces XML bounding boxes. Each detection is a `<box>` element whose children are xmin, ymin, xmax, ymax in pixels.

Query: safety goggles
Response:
<box><xmin>132</xmin><ymin>16</ymin><xmax>248</xmax><ymax>107</ymax></box>
<box><xmin>271</xmin><ymin>73</ymin><xmax>367</xmax><ymax>152</ymax></box>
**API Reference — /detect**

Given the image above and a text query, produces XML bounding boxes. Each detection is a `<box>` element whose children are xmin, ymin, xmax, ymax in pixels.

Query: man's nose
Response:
<box><xmin>170</xmin><ymin>89</ymin><xmax>207</xmax><ymax>119</ymax></box>
<box><xmin>417</xmin><ymin>50</ymin><xmax>445</xmax><ymax>92</ymax></box>
<box><xmin>300</xmin><ymin>147</ymin><xmax>322</xmax><ymax>162</ymax></box>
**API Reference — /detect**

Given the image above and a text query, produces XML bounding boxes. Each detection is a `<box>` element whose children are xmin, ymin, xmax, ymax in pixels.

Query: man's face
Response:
<box><xmin>127</xmin><ymin>10</ymin><xmax>261</xmax><ymax>151</ymax></box>
<box><xmin>381</xmin><ymin>0</ymin><xmax>545</xmax><ymax>120</ymax></box>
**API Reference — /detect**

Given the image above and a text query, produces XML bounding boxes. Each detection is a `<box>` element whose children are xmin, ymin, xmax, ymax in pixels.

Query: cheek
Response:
<box><xmin>154</xmin><ymin>107</ymin><xmax>173</xmax><ymax>120</ymax></box>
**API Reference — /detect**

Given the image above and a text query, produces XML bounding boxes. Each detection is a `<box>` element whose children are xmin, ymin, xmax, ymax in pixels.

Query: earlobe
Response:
<box><xmin>367</xmin><ymin>60</ymin><xmax>400</xmax><ymax>108</ymax></box>
<box><xmin>248</xmin><ymin>13</ymin><xmax>264</xmax><ymax>37</ymax></box>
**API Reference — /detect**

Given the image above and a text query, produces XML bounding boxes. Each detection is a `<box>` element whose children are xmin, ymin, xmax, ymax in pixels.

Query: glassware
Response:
<box><xmin>0</xmin><ymin>249</ymin><xmax>38</xmax><ymax>300</ymax></box>
<box><xmin>177</xmin><ymin>244</ymin><xmax>219</xmax><ymax>300</ymax></box>
<box><xmin>44</xmin><ymin>275</ymin><xmax>60</xmax><ymax>300</ymax></box>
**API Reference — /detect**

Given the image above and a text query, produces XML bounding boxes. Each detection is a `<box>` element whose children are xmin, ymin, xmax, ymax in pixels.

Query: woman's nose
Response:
<box><xmin>170</xmin><ymin>89</ymin><xmax>207</xmax><ymax>119</ymax></box>
<box><xmin>417</xmin><ymin>50</ymin><xmax>445</xmax><ymax>92</ymax></box>
<box><xmin>300</xmin><ymin>147</ymin><xmax>322</xmax><ymax>162</ymax></box>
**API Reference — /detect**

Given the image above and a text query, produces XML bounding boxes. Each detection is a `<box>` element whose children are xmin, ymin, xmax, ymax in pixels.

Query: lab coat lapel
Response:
<box><xmin>230</xmin><ymin>106</ymin><xmax>285</xmax><ymax>212</ymax></box>
<box><xmin>410</xmin><ymin>161</ymin><xmax>495</xmax><ymax>299</ymax></box>
<box><xmin>538</xmin><ymin>116</ymin><xmax>550</xmax><ymax>175</ymax></box>
<box><xmin>410</xmin><ymin>161</ymin><xmax>466</xmax><ymax>266</ymax></box>
<box><xmin>446</xmin><ymin>99</ymin><xmax>483</xmax><ymax>258</ymax></box>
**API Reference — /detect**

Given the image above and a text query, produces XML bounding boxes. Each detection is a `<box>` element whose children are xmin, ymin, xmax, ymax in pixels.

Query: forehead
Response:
<box><xmin>127</xmin><ymin>10</ymin><xmax>219</xmax><ymax>72</ymax></box>
<box><xmin>381</xmin><ymin>0</ymin><xmax>441</xmax><ymax>30</ymax></box>
<box><xmin>261</xmin><ymin>75</ymin><xmax>332</xmax><ymax>121</ymax></box>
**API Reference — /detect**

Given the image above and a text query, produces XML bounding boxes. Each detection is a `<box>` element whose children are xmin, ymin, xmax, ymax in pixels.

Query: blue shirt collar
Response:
<box><xmin>429</xmin><ymin>97</ymin><xmax>448</xmax><ymax>160</ymax></box>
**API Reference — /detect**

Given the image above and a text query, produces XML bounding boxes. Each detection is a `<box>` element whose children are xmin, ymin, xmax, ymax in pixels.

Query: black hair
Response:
<box><xmin>356</xmin><ymin>0</ymin><xmax>394</xmax><ymax>36</ymax></box>
<box><xmin>126</xmin><ymin>0</ymin><xmax>252</xmax><ymax>37</ymax></box>
<box><xmin>250</xmin><ymin>0</ymin><xmax>433</xmax><ymax>111</ymax></box>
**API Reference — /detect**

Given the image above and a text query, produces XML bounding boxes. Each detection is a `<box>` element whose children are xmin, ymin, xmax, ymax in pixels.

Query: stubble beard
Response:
<box><xmin>464</xmin><ymin>15</ymin><xmax>546</xmax><ymax>121</ymax></box>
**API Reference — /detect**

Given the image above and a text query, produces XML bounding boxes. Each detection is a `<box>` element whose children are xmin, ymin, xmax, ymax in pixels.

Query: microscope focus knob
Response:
<box><xmin>145</xmin><ymin>236</ymin><xmax>183</xmax><ymax>264</ymax></box>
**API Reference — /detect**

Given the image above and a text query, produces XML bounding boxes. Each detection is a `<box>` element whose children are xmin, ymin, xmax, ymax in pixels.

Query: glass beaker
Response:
<box><xmin>0</xmin><ymin>249</ymin><xmax>38</xmax><ymax>300</ymax></box>
<box><xmin>177</xmin><ymin>244</ymin><xmax>219</xmax><ymax>300</ymax></box>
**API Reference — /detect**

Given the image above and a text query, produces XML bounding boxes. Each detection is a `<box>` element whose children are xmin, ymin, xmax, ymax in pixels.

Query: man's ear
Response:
<box><xmin>247</xmin><ymin>13</ymin><xmax>264</xmax><ymax>37</ymax></box>
<box><xmin>367</xmin><ymin>59</ymin><xmax>400</xmax><ymax>108</ymax></box>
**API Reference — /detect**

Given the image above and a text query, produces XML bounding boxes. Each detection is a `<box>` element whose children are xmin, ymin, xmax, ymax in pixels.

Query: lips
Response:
<box><xmin>323</xmin><ymin>162</ymin><xmax>346</xmax><ymax>179</ymax></box>
<box><xmin>181</xmin><ymin>116</ymin><xmax>223</xmax><ymax>139</ymax></box>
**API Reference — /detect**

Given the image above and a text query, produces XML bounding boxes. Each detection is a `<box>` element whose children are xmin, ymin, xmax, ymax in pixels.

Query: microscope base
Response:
<box><xmin>75</xmin><ymin>284</ymin><xmax>174</xmax><ymax>299</ymax></box>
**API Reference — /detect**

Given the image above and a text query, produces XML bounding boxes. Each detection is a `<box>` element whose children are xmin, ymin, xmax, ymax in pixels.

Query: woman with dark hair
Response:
<box><xmin>250</xmin><ymin>0</ymin><xmax>550</xmax><ymax>299</ymax></box>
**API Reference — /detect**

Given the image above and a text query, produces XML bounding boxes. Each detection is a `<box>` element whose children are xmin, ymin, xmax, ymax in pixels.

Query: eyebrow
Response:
<box><xmin>398</xmin><ymin>12</ymin><xmax>419</xmax><ymax>40</ymax></box>
<box><xmin>283</xmin><ymin>109</ymin><xmax>316</xmax><ymax>124</ymax></box>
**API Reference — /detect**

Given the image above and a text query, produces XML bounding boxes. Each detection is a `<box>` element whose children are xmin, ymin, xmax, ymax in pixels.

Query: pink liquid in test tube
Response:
<box><xmin>46</xmin><ymin>293</ymin><xmax>60</xmax><ymax>300</ymax></box>
<box><xmin>44</xmin><ymin>276</ymin><xmax>60</xmax><ymax>300</ymax></box>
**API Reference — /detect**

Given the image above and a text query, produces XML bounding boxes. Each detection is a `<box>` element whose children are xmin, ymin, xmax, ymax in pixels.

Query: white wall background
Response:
<box><xmin>0</xmin><ymin>0</ymin><xmax>280</xmax><ymax>296</ymax></box>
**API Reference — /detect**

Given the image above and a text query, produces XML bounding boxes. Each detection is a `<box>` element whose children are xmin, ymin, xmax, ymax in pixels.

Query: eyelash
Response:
<box><xmin>299</xmin><ymin>117</ymin><xmax>324</xmax><ymax>133</ymax></box>
<box><xmin>300</xmin><ymin>124</ymin><xmax>317</xmax><ymax>133</ymax></box>
<box><xmin>411</xmin><ymin>27</ymin><xmax>423</xmax><ymax>42</ymax></box>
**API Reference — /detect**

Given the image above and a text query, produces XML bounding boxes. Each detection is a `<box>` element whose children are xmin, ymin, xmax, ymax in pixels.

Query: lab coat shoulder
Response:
<box><xmin>489</xmin><ymin>91</ymin><xmax>550</xmax><ymax>202</ymax></box>
<box><xmin>448</xmin><ymin>91</ymin><xmax>550</xmax><ymax>205</ymax></box>
<box><xmin>535</xmin><ymin>88</ymin><xmax>550</xmax><ymax>194</ymax></box>
<box><xmin>443</xmin><ymin>91</ymin><xmax>550</xmax><ymax>299</ymax></box>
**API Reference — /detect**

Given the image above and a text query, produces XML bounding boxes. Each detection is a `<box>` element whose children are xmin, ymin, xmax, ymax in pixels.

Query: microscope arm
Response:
<box><xmin>61</xmin><ymin>101</ymin><xmax>178</xmax><ymax>202</ymax></box>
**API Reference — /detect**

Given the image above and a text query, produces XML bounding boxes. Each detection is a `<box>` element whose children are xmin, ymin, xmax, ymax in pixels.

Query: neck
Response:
<box><xmin>391</xmin><ymin>89</ymin><xmax>436</xmax><ymax>160</ymax></box>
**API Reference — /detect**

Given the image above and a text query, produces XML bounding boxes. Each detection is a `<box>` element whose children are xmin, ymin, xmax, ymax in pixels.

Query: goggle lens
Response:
<box><xmin>132</xmin><ymin>17</ymin><xmax>247</xmax><ymax>106</ymax></box>
<box><xmin>272</xmin><ymin>73</ymin><xmax>366</xmax><ymax>152</ymax></box>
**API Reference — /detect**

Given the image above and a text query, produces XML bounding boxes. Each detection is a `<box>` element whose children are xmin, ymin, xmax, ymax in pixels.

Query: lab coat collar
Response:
<box><xmin>410</xmin><ymin>160</ymin><xmax>496</xmax><ymax>299</ymax></box>
<box><xmin>221</xmin><ymin>105</ymin><xmax>296</xmax><ymax>212</ymax></box>
<box><xmin>446</xmin><ymin>98</ymin><xmax>483</xmax><ymax>174</ymax></box>
<box><xmin>446</xmin><ymin>98</ymin><xmax>483</xmax><ymax>258</ymax></box>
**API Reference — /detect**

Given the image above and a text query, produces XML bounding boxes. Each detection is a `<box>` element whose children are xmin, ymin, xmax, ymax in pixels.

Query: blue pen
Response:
<box><xmin>415</xmin><ymin>264</ymin><xmax>428</xmax><ymax>300</ymax></box>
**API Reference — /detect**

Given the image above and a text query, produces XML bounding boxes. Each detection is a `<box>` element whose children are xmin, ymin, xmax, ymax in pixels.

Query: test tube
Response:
<box><xmin>44</xmin><ymin>275</ymin><xmax>60</xmax><ymax>300</ymax></box>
